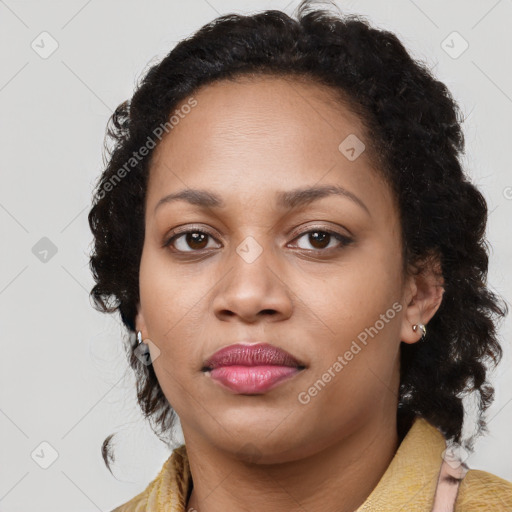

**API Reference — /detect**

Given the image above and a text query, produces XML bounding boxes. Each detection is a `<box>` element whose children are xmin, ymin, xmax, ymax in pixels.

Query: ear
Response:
<box><xmin>400</xmin><ymin>254</ymin><xmax>445</xmax><ymax>344</ymax></box>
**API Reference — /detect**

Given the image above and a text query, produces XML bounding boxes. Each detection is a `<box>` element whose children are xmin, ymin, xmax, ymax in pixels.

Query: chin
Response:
<box><xmin>207</xmin><ymin>425</ymin><xmax>310</xmax><ymax>465</ymax></box>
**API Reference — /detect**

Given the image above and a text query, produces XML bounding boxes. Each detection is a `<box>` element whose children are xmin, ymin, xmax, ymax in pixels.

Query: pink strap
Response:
<box><xmin>431</xmin><ymin>457</ymin><xmax>468</xmax><ymax>511</ymax></box>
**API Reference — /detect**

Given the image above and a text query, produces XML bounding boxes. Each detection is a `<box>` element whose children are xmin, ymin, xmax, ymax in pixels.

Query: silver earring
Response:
<box><xmin>135</xmin><ymin>330</ymin><xmax>152</xmax><ymax>365</ymax></box>
<box><xmin>412</xmin><ymin>323</ymin><xmax>427</xmax><ymax>340</ymax></box>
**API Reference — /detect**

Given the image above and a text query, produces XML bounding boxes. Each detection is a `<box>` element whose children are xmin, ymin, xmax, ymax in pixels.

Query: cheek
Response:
<box><xmin>139</xmin><ymin>251</ymin><xmax>208</xmax><ymax>378</ymax></box>
<box><xmin>140</xmin><ymin>246</ymin><xmax>203</xmax><ymax>327</ymax></box>
<box><xmin>307</xmin><ymin>244</ymin><xmax>402</xmax><ymax>331</ymax></box>
<box><xmin>296</xmin><ymin>239</ymin><xmax>403</xmax><ymax>384</ymax></box>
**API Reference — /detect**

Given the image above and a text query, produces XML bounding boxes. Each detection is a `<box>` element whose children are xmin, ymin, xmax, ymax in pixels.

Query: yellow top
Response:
<box><xmin>111</xmin><ymin>417</ymin><xmax>512</xmax><ymax>511</ymax></box>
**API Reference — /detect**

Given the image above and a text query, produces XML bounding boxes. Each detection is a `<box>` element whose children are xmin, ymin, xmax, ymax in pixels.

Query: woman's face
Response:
<box><xmin>136</xmin><ymin>76</ymin><xmax>420</xmax><ymax>462</ymax></box>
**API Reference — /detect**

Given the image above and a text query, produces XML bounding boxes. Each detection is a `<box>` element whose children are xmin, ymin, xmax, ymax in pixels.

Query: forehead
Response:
<box><xmin>146</xmin><ymin>75</ymin><xmax>390</xmax><ymax>214</ymax></box>
<box><xmin>152</xmin><ymin>74</ymin><xmax>368</xmax><ymax>160</ymax></box>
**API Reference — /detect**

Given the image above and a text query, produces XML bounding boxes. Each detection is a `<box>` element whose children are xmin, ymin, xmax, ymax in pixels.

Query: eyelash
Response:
<box><xmin>162</xmin><ymin>226</ymin><xmax>353</xmax><ymax>254</ymax></box>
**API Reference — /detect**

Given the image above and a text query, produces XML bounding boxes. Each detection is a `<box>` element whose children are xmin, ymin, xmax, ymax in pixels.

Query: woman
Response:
<box><xmin>88</xmin><ymin>1</ymin><xmax>512</xmax><ymax>510</ymax></box>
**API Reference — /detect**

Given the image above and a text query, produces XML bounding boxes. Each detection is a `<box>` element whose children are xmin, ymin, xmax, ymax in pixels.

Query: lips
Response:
<box><xmin>202</xmin><ymin>343</ymin><xmax>306</xmax><ymax>394</ymax></box>
<box><xmin>202</xmin><ymin>343</ymin><xmax>305</xmax><ymax>370</ymax></box>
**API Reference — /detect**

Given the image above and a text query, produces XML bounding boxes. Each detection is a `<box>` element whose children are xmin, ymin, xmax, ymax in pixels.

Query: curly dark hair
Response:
<box><xmin>88</xmin><ymin>0</ymin><xmax>508</xmax><ymax>472</ymax></box>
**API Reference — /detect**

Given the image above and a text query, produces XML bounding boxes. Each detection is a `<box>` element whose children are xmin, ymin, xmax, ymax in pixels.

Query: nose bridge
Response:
<box><xmin>229</xmin><ymin>232</ymin><xmax>277</xmax><ymax>296</ymax></box>
<box><xmin>213</xmin><ymin>232</ymin><xmax>292</xmax><ymax>321</ymax></box>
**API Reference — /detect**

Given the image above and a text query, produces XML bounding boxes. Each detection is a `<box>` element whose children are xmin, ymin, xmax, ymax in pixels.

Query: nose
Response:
<box><xmin>212</xmin><ymin>241</ymin><xmax>293</xmax><ymax>324</ymax></box>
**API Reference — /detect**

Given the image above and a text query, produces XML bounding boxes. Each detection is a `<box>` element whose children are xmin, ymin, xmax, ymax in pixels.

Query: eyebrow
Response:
<box><xmin>154</xmin><ymin>184</ymin><xmax>370</xmax><ymax>216</ymax></box>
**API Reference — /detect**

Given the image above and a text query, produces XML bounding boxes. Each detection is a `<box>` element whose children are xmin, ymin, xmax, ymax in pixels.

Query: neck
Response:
<box><xmin>184</xmin><ymin>413</ymin><xmax>400</xmax><ymax>512</ymax></box>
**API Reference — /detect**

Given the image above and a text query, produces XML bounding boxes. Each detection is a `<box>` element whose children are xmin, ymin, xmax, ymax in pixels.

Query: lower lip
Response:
<box><xmin>207</xmin><ymin>365</ymin><xmax>301</xmax><ymax>394</ymax></box>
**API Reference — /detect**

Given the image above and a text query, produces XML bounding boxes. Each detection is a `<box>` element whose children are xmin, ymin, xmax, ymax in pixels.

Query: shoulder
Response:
<box><xmin>455</xmin><ymin>468</ymin><xmax>512</xmax><ymax>511</ymax></box>
<box><xmin>108</xmin><ymin>444</ymin><xmax>191</xmax><ymax>512</ymax></box>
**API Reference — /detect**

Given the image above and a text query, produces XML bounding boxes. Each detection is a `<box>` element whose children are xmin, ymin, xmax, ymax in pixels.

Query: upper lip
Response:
<box><xmin>202</xmin><ymin>343</ymin><xmax>306</xmax><ymax>371</ymax></box>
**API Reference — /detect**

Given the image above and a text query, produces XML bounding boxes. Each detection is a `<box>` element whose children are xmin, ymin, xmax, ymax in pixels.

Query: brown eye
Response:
<box><xmin>306</xmin><ymin>231</ymin><xmax>330</xmax><ymax>249</ymax></box>
<box><xmin>291</xmin><ymin>229</ymin><xmax>353</xmax><ymax>251</ymax></box>
<box><xmin>164</xmin><ymin>230</ymin><xmax>220</xmax><ymax>252</ymax></box>
<box><xmin>183</xmin><ymin>232</ymin><xmax>208</xmax><ymax>250</ymax></box>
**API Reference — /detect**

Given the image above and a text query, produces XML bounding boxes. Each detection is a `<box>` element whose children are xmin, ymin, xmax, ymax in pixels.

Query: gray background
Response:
<box><xmin>1</xmin><ymin>1</ymin><xmax>511</xmax><ymax>510</ymax></box>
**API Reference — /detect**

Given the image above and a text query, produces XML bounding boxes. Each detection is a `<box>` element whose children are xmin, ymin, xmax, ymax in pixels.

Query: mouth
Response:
<box><xmin>202</xmin><ymin>343</ymin><xmax>306</xmax><ymax>395</ymax></box>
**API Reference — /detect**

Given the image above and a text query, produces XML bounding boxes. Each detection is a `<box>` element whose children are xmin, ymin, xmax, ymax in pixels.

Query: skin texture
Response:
<box><xmin>135</xmin><ymin>76</ymin><xmax>444</xmax><ymax>512</ymax></box>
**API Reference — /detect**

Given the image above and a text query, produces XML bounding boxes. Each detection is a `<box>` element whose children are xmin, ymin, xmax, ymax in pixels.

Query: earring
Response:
<box><xmin>412</xmin><ymin>323</ymin><xmax>427</xmax><ymax>341</ymax></box>
<box><xmin>135</xmin><ymin>330</ymin><xmax>152</xmax><ymax>365</ymax></box>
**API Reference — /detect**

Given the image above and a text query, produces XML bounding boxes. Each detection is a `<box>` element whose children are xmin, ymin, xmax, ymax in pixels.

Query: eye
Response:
<box><xmin>163</xmin><ymin>229</ymin><xmax>221</xmax><ymax>252</ymax></box>
<box><xmin>163</xmin><ymin>226</ymin><xmax>353</xmax><ymax>254</ymax></box>
<box><xmin>289</xmin><ymin>228</ymin><xmax>353</xmax><ymax>251</ymax></box>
